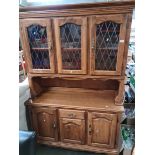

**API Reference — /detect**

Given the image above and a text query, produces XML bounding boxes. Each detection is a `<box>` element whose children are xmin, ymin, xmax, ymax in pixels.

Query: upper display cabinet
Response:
<box><xmin>90</xmin><ymin>15</ymin><xmax>127</xmax><ymax>75</ymax></box>
<box><xmin>54</xmin><ymin>17</ymin><xmax>87</xmax><ymax>74</ymax></box>
<box><xmin>20</xmin><ymin>13</ymin><xmax>130</xmax><ymax>76</ymax></box>
<box><xmin>20</xmin><ymin>19</ymin><xmax>55</xmax><ymax>73</ymax></box>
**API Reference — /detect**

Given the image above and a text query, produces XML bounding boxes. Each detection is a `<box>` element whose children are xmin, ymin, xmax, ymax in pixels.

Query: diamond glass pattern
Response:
<box><xmin>27</xmin><ymin>24</ymin><xmax>50</xmax><ymax>69</ymax></box>
<box><xmin>31</xmin><ymin>50</ymin><xmax>50</xmax><ymax>69</ymax></box>
<box><xmin>60</xmin><ymin>23</ymin><xmax>81</xmax><ymax>70</ymax></box>
<box><xmin>95</xmin><ymin>21</ymin><xmax>120</xmax><ymax>71</ymax></box>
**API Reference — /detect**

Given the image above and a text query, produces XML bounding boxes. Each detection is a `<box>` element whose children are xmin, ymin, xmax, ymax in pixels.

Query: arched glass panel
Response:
<box><xmin>27</xmin><ymin>24</ymin><xmax>50</xmax><ymax>69</ymax></box>
<box><xmin>60</xmin><ymin>23</ymin><xmax>81</xmax><ymax>70</ymax></box>
<box><xmin>95</xmin><ymin>21</ymin><xmax>120</xmax><ymax>71</ymax></box>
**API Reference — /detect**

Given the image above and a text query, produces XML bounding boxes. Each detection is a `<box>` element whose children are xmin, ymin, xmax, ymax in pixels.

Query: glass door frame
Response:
<box><xmin>20</xmin><ymin>18</ymin><xmax>55</xmax><ymax>73</ymax></box>
<box><xmin>54</xmin><ymin>17</ymin><xmax>87</xmax><ymax>75</ymax></box>
<box><xmin>89</xmin><ymin>15</ymin><xmax>127</xmax><ymax>76</ymax></box>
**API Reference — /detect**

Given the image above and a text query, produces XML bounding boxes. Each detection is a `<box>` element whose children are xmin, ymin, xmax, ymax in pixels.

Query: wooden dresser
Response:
<box><xmin>19</xmin><ymin>1</ymin><xmax>135</xmax><ymax>154</ymax></box>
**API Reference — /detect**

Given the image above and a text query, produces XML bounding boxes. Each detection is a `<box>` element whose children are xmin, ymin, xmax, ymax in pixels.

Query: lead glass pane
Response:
<box><xmin>27</xmin><ymin>24</ymin><xmax>50</xmax><ymax>69</ymax></box>
<box><xmin>95</xmin><ymin>21</ymin><xmax>120</xmax><ymax>71</ymax></box>
<box><xmin>60</xmin><ymin>23</ymin><xmax>81</xmax><ymax>70</ymax></box>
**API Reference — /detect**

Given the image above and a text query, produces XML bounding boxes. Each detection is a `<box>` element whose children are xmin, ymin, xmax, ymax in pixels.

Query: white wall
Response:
<box><xmin>19</xmin><ymin>78</ymin><xmax>30</xmax><ymax>130</ymax></box>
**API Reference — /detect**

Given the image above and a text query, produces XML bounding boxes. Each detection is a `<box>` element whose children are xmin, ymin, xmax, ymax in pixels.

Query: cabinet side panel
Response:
<box><xmin>121</xmin><ymin>13</ymin><xmax>133</xmax><ymax>76</ymax></box>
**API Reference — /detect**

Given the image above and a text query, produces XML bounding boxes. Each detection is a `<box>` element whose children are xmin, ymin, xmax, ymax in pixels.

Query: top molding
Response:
<box><xmin>19</xmin><ymin>0</ymin><xmax>135</xmax><ymax>19</ymax></box>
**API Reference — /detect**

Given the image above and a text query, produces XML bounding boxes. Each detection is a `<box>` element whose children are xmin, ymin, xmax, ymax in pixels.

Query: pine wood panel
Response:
<box><xmin>32</xmin><ymin>107</ymin><xmax>58</xmax><ymax>141</ymax></box>
<box><xmin>19</xmin><ymin>1</ymin><xmax>134</xmax><ymax>19</ymax></box>
<box><xmin>30</xmin><ymin>87</ymin><xmax>124</xmax><ymax>112</ymax></box>
<box><xmin>88</xmin><ymin>112</ymin><xmax>117</xmax><ymax>148</ymax></box>
<box><xmin>27</xmin><ymin>76</ymin><xmax>120</xmax><ymax>98</ymax></box>
<box><xmin>59</xmin><ymin>109</ymin><xmax>85</xmax><ymax>144</ymax></box>
<box><xmin>28</xmin><ymin>73</ymin><xmax>125</xmax><ymax>79</ymax></box>
<box><xmin>121</xmin><ymin>13</ymin><xmax>132</xmax><ymax>76</ymax></box>
<box><xmin>39</xmin><ymin>78</ymin><xmax>119</xmax><ymax>90</ymax></box>
<box><xmin>59</xmin><ymin>118</ymin><xmax>85</xmax><ymax>144</ymax></box>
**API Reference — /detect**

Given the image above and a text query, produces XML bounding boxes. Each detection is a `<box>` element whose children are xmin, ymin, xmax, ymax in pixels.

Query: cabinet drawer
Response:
<box><xmin>59</xmin><ymin>109</ymin><xmax>85</xmax><ymax>119</ymax></box>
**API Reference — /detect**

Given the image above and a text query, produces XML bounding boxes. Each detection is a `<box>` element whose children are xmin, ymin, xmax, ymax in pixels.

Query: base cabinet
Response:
<box><xmin>32</xmin><ymin>107</ymin><xmax>58</xmax><ymax>141</ymax></box>
<box><xmin>88</xmin><ymin>112</ymin><xmax>117</xmax><ymax>148</ymax></box>
<box><xmin>31</xmin><ymin>107</ymin><xmax>119</xmax><ymax>151</ymax></box>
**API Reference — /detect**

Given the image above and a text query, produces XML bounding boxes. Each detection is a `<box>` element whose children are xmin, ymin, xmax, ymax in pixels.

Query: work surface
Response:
<box><xmin>32</xmin><ymin>87</ymin><xmax>123</xmax><ymax>112</ymax></box>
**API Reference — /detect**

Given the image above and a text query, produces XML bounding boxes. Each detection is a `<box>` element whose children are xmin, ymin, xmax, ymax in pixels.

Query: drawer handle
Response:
<box><xmin>68</xmin><ymin>113</ymin><xmax>76</xmax><ymax>118</ymax></box>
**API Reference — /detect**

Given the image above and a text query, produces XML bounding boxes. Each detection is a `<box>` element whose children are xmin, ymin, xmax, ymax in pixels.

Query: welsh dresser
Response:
<box><xmin>19</xmin><ymin>1</ymin><xmax>135</xmax><ymax>154</ymax></box>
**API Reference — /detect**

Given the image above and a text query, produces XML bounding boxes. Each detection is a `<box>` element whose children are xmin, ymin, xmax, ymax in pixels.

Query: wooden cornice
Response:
<box><xmin>19</xmin><ymin>0</ymin><xmax>135</xmax><ymax>19</ymax></box>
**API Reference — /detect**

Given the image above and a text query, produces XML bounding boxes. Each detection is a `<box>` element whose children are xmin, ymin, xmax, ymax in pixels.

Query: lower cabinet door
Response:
<box><xmin>59</xmin><ymin>118</ymin><xmax>85</xmax><ymax>144</ymax></box>
<box><xmin>32</xmin><ymin>107</ymin><xmax>58</xmax><ymax>141</ymax></box>
<box><xmin>88</xmin><ymin>112</ymin><xmax>117</xmax><ymax>148</ymax></box>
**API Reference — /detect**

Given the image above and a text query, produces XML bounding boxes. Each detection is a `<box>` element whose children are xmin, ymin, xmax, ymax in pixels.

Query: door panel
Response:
<box><xmin>60</xmin><ymin>118</ymin><xmax>85</xmax><ymax>144</ymax></box>
<box><xmin>20</xmin><ymin>18</ymin><xmax>55</xmax><ymax>73</ymax></box>
<box><xmin>90</xmin><ymin>15</ymin><xmax>127</xmax><ymax>75</ymax></box>
<box><xmin>54</xmin><ymin>17</ymin><xmax>87</xmax><ymax>74</ymax></box>
<box><xmin>88</xmin><ymin>112</ymin><xmax>117</xmax><ymax>148</ymax></box>
<box><xmin>92</xmin><ymin>118</ymin><xmax>111</xmax><ymax>144</ymax></box>
<box><xmin>32</xmin><ymin>108</ymin><xmax>58</xmax><ymax>141</ymax></box>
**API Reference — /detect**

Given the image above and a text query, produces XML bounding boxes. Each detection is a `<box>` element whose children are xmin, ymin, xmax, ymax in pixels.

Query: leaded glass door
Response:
<box><xmin>90</xmin><ymin>15</ymin><xmax>127</xmax><ymax>75</ymax></box>
<box><xmin>54</xmin><ymin>17</ymin><xmax>87</xmax><ymax>74</ymax></box>
<box><xmin>20</xmin><ymin>19</ymin><xmax>55</xmax><ymax>73</ymax></box>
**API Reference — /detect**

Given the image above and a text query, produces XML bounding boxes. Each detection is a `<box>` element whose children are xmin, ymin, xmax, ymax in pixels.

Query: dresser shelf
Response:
<box><xmin>31</xmin><ymin>87</ymin><xmax>124</xmax><ymax>112</ymax></box>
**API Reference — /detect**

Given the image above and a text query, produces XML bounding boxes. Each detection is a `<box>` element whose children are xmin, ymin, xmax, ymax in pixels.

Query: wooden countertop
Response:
<box><xmin>31</xmin><ymin>87</ymin><xmax>124</xmax><ymax>112</ymax></box>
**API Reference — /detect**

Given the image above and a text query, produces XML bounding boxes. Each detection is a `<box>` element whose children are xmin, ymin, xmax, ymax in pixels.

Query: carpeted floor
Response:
<box><xmin>36</xmin><ymin>144</ymin><xmax>105</xmax><ymax>155</ymax></box>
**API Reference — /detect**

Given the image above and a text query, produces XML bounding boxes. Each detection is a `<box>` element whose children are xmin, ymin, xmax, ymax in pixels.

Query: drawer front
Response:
<box><xmin>59</xmin><ymin>109</ymin><xmax>85</xmax><ymax>119</ymax></box>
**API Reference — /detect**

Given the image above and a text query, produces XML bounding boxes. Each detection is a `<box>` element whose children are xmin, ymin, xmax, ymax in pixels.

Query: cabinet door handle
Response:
<box><xmin>53</xmin><ymin>120</ymin><xmax>56</xmax><ymax>129</ymax></box>
<box><xmin>91</xmin><ymin>39</ymin><xmax>95</xmax><ymax>49</ymax></box>
<box><xmin>48</xmin><ymin>41</ymin><xmax>53</xmax><ymax>51</ymax></box>
<box><xmin>89</xmin><ymin>124</ymin><xmax>92</xmax><ymax>135</ymax></box>
<box><xmin>49</xmin><ymin>44</ymin><xmax>53</xmax><ymax>51</ymax></box>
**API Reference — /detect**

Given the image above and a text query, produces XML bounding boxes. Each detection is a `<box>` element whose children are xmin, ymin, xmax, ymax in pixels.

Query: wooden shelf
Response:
<box><xmin>31</xmin><ymin>87</ymin><xmax>123</xmax><ymax>112</ymax></box>
<box><xmin>62</xmin><ymin>48</ymin><xmax>81</xmax><ymax>51</ymax></box>
<box><xmin>31</xmin><ymin>47</ymin><xmax>48</xmax><ymax>50</ymax></box>
<box><xmin>98</xmin><ymin>30</ymin><xmax>120</xmax><ymax>32</ymax></box>
<box><xmin>96</xmin><ymin>47</ymin><xmax>118</xmax><ymax>50</ymax></box>
<box><xmin>97</xmin><ymin>29</ymin><xmax>120</xmax><ymax>32</ymax></box>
